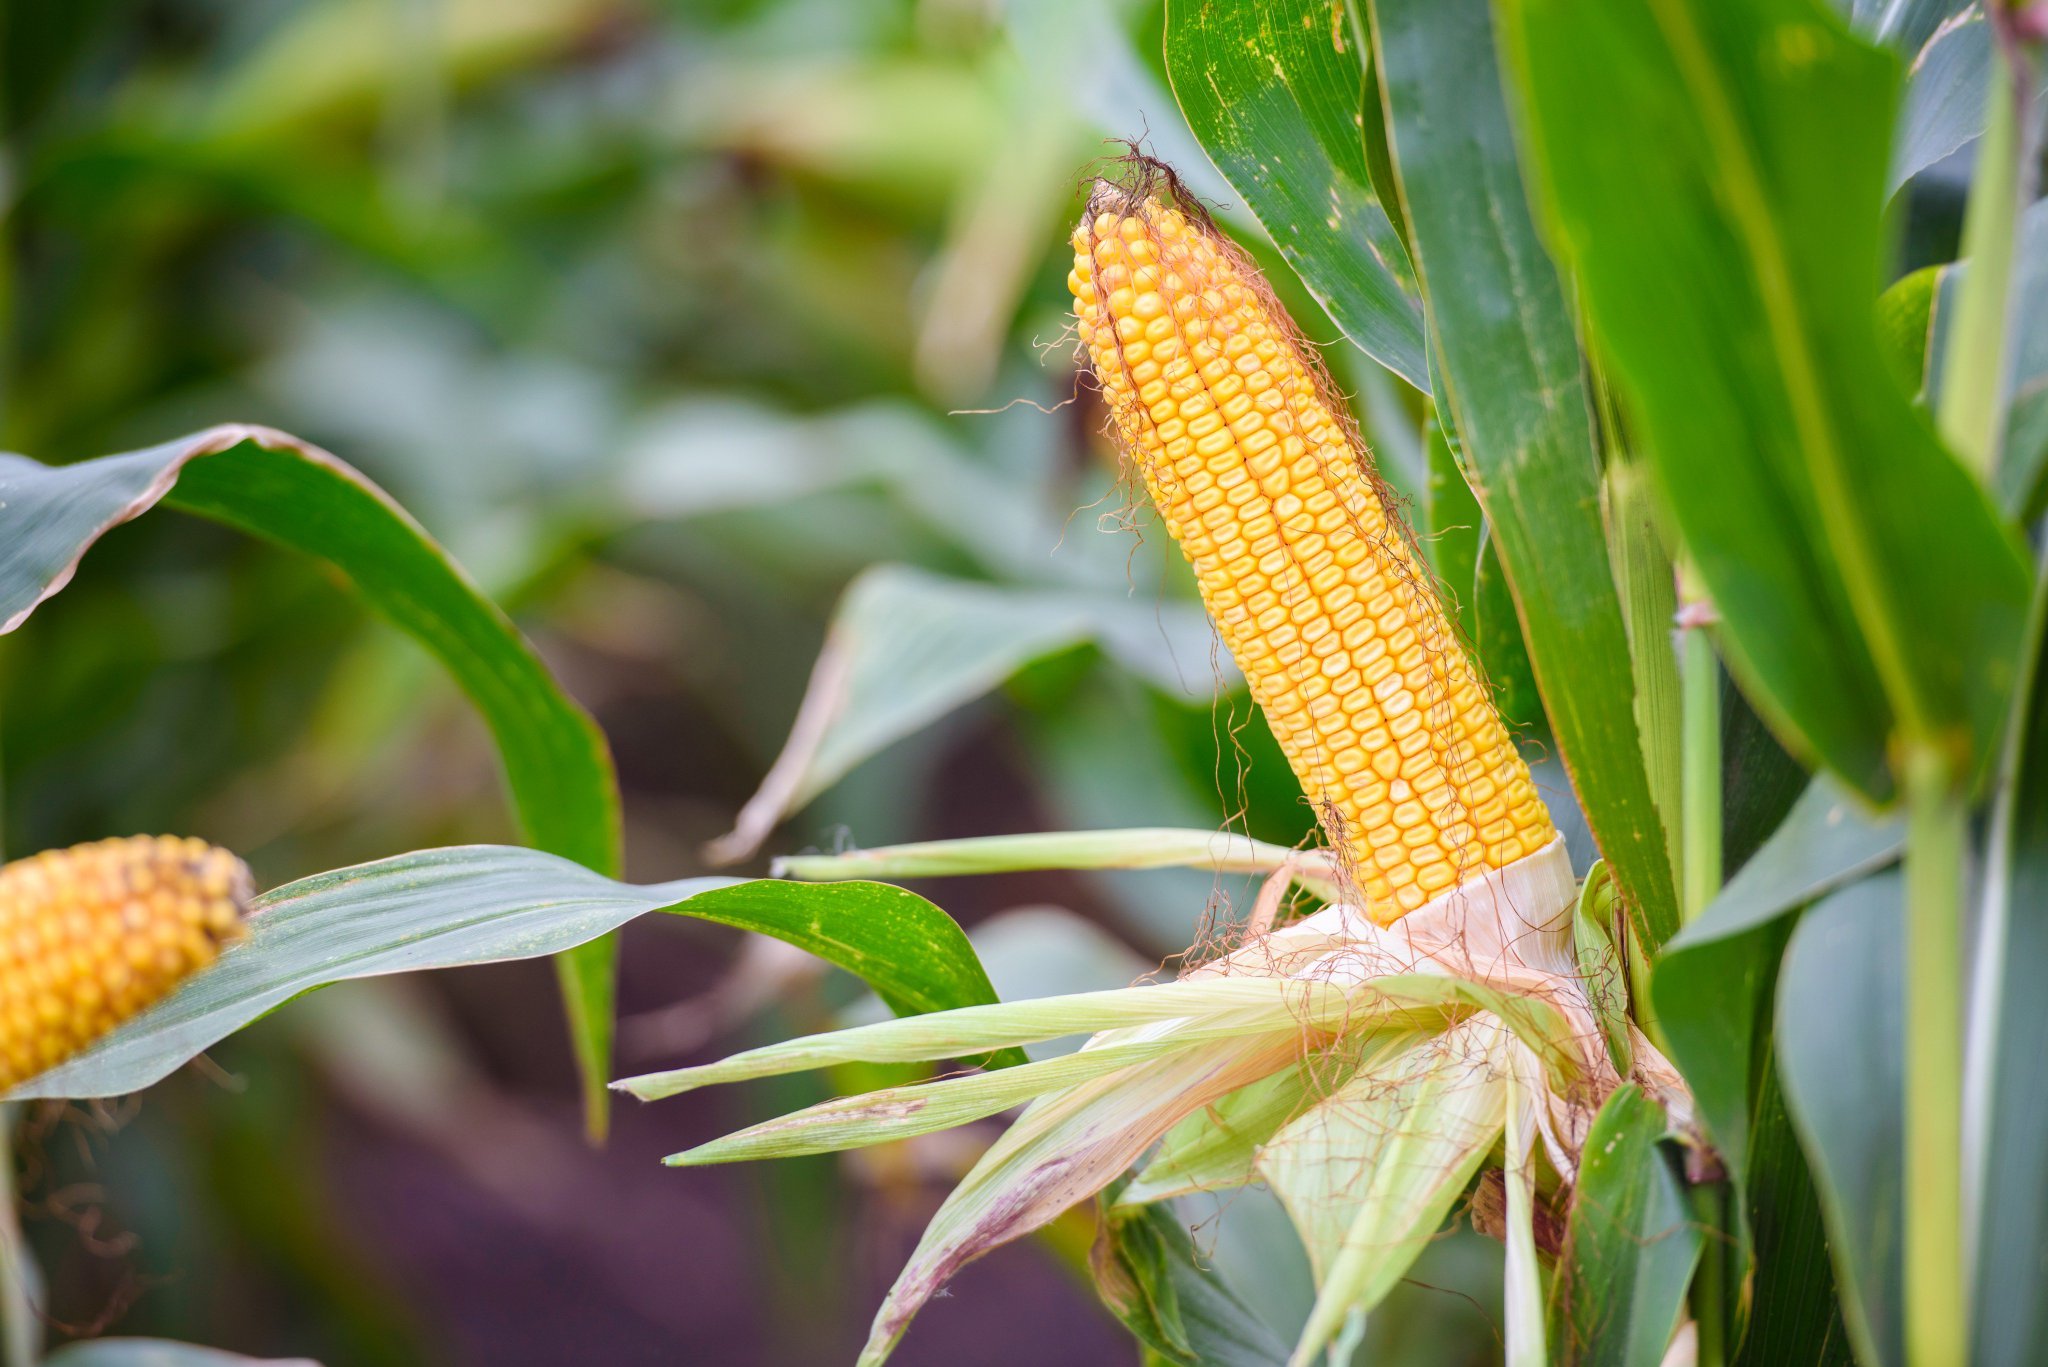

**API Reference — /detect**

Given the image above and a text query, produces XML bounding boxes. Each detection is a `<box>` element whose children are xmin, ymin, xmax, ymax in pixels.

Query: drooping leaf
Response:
<box><xmin>7</xmin><ymin>847</ymin><xmax>1020</xmax><ymax>1101</ymax></box>
<box><xmin>1654</xmin><ymin>777</ymin><xmax>1903</xmax><ymax>1181</ymax></box>
<box><xmin>1162</xmin><ymin>0</ymin><xmax>1429</xmax><ymax>390</ymax></box>
<box><xmin>1091</xmin><ymin>1195</ymin><xmax>1291</xmax><ymax>1367</ymax></box>
<box><xmin>1884</xmin><ymin>1</ymin><xmax>1993</xmax><ymax>194</ymax></box>
<box><xmin>1549</xmin><ymin>1086</ymin><xmax>1701</xmax><ymax>1367</ymax></box>
<box><xmin>1369</xmin><ymin>0</ymin><xmax>1676</xmax><ymax>947</ymax></box>
<box><xmin>0</xmin><ymin>425</ymin><xmax>626</xmax><ymax>1134</ymax></box>
<box><xmin>1498</xmin><ymin>0</ymin><xmax>2032</xmax><ymax>801</ymax></box>
<box><xmin>709</xmin><ymin>564</ymin><xmax>1226</xmax><ymax>862</ymax></box>
<box><xmin>1775</xmin><ymin>873</ymin><xmax>1906</xmax><ymax>1367</ymax></box>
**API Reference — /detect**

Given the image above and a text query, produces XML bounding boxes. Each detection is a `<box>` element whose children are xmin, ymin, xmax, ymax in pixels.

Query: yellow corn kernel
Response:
<box><xmin>1070</xmin><ymin>180</ymin><xmax>1556</xmax><ymax>923</ymax></box>
<box><xmin>0</xmin><ymin>836</ymin><xmax>251</xmax><ymax>1088</ymax></box>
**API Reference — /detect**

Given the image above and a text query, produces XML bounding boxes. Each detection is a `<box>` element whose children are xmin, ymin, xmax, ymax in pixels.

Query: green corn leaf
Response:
<box><xmin>1775</xmin><ymin>872</ymin><xmax>1906</xmax><ymax>1367</ymax></box>
<box><xmin>1497</xmin><ymin>0</ymin><xmax>2031</xmax><ymax>801</ymax></box>
<box><xmin>1572</xmin><ymin>862</ymin><xmax>1633</xmax><ymax>1074</ymax></box>
<box><xmin>6</xmin><ymin>847</ymin><xmax>1018</xmax><ymax>1101</ymax></box>
<box><xmin>1161</xmin><ymin>0</ymin><xmax>1429</xmax><ymax>390</ymax></box>
<box><xmin>1091</xmin><ymin>1195</ymin><xmax>1291</xmax><ymax>1367</ymax></box>
<box><xmin>0</xmin><ymin>425</ymin><xmax>624</xmax><ymax>1136</ymax></box>
<box><xmin>1655</xmin><ymin>777</ymin><xmax>1903</xmax><ymax>1182</ymax></box>
<box><xmin>1548</xmin><ymin>1086</ymin><xmax>1701</xmax><ymax>1367</ymax></box>
<box><xmin>1369</xmin><ymin>0</ymin><xmax>1678</xmax><ymax>948</ymax></box>
<box><xmin>1971</xmin><ymin>559</ymin><xmax>2048</xmax><ymax>1366</ymax></box>
<box><xmin>710</xmin><ymin>564</ymin><xmax>1227</xmax><ymax>862</ymax></box>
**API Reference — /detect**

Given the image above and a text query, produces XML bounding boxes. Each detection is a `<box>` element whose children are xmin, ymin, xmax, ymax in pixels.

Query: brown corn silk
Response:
<box><xmin>1068</xmin><ymin>173</ymin><xmax>1555</xmax><ymax>924</ymax></box>
<box><xmin>0</xmin><ymin>836</ymin><xmax>251</xmax><ymax>1088</ymax></box>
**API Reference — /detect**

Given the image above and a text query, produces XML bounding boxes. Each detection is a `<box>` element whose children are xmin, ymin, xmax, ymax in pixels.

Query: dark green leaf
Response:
<box><xmin>1422</xmin><ymin>415</ymin><xmax>1482</xmax><ymax>638</ymax></box>
<box><xmin>1499</xmin><ymin>0</ymin><xmax>2032</xmax><ymax>801</ymax></box>
<box><xmin>1370</xmin><ymin>0</ymin><xmax>1677</xmax><ymax>945</ymax></box>
<box><xmin>1162</xmin><ymin>0</ymin><xmax>1429</xmax><ymax>390</ymax></box>
<box><xmin>0</xmin><ymin>425</ymin><xmax>625</xmax><ymax>1133</ymax></box>
<box><xmin>1655</xmin><ymin>777</ymin><xmax>1903</xmax><ymax>1181</ymax></box>
<box><xmin>1720</xmin><ymin>671</ymin><xmax>1811</xmax><ymax>877</ymax></box>
<box><xmin>1092</xmin><ymin>1192</ymin><xmax>1290</xmax><ymax>1367</ymax></box>
<box><xmin>1550</xmin><ymin>1086</ymin><xmax>1700</xmax><ymax>1367</ymax></box>
<box><xmin>1736</xmin><ymin>1062</ymin><xmax>1859</xmax><ymax>1367</ymax></box>
<box><xmin>6</xmin><ymin>847</ymin><xmax>1019</xmax><ymax>1103</ymax></box>
<box><xmin>1775</xmin><ymin>872</ymin><xmax>1905</xmax><ymax>1367</ymax></box>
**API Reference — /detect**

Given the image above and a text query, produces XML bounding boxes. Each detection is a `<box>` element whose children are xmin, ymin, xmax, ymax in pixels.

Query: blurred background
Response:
<box><xmin>0</xmin><ymin>0</ymin><xmax>1789</xmax><ymax>1362</ymax></box>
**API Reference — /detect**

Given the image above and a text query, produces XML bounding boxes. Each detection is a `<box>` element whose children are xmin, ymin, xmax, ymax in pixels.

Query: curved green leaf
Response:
<box><xmin>1092</xmin><ymin>1194</ymin><xmax>1290</xmax><ymax>1367</ymax></box>
<box><xmin>1499</xmin><ymin>0</ymin><xmax>2031</xmax><ymax>801</ymax></box>
<box><xmin>1776</xmin><ymin>872</ymin><xmax>1906</xmax><ymax>1367</ymax></box>
<box><xmin>1655</xmin><ymin>777</ymin><xmax>1903</xmax><ymax>1179</ymax></box>
<box><xmin>1551</xmin><ymin>1086</ymin><xmax>1700</xmax><ymax>1367</ymax></box>
<box><xmin>709</xmin><ymin>564</ymin><xmax>1224</xmax><ymax>862</ymax></box>
<box><xmin>1369</xmin><ymin>0</ymin><xmax>1678</xmax><ymax>946</ymax></box>
<box><xmin>0</xmin><ymin>425</ymin><xmax>625</xmax><ymax>1133</ymax></box>
<box><xmin>1162</xmin><ymin>0</ymin><xmax>1429</xmax><ymax>390</ymax></box>
<box><xmin>6</xmin><ymin>846</ymin><xmax>1016</xmax><ymax>1102</ymax></box>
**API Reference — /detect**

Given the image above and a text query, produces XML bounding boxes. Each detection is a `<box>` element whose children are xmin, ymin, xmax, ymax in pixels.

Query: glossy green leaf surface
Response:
<box><xmin>1776</xmin><ymin>872</ymin><xmax>1905</xmax><ymax>1367</ymax></box>
<box><xmin>7</xmin><ymin>847</ymin><xmax>1017</xmax><ymax>1102</ymax></box>
<box><xmin>1499</xmin><ymin>0</ymin><xmax>2031</xmax><ymax>801</ymax></box>
<box><xmin>1161</xmin><ymin>0</ymin><xmax>1428</xmax><ymax>391</ymax></box>
<box><xmin>1550</xmin><ymin>1086</ymin><xmax>1700</xmax><ymax>1367</ymax></box>
<box><xmin>0</xmin><ymin>425</ymin><xmax>626</xmax><ymax>1132</ymax></box>
<box><xmin>1655</xmin><ymin>777</ymin><xmax>1903</xmax><ymax>1180</ymax></box>
<box><xmin>1369</xmin><ymin>0</ymin><xmax>1676</xmax><ymax>945</ymax></box>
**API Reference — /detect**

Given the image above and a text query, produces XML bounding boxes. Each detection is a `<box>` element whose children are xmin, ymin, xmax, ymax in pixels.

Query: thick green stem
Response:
<box><xmin>1936</xmin><ymin>44</ymin><xmax>2024</xmax><ymax>479</ymax></box>
<box><xmin>1679</xmin><ymin>569</ymin><xmax>1722</xmax><ymax>923</ymax></box>
<box><xmin>1904</xmin><ymin>743</ymin><xmax>1968</xmax><ymax>1367</ymax></box>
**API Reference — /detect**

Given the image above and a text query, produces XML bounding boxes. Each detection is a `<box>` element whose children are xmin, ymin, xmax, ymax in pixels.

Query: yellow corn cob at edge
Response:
<box><xmin>0</xmin><ymin>836</ymin><xmax>251</xmax><ymax>1089</ymax></box>
<box><xmin>1068</xmin><ymin>185</ymin><xmax>1555</xmax><ymax>924</ymax></box>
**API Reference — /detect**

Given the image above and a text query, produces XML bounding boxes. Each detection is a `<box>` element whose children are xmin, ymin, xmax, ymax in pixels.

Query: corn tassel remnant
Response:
<box><xmin>0</xmin><ymin>836</ymin><xmax>251</xmax><ymax>1088</ymax></box>
<box><xmin>1069</xmin><ymin>180</ymin><xmax>1555</xmax><ymax>923</ymax></box>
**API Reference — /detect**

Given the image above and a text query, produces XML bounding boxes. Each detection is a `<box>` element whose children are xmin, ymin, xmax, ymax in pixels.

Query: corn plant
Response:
<box><xmin>0</xmin><ymin>0</ymin><xmax>2043</xmax><ymax>1364</ymax></box>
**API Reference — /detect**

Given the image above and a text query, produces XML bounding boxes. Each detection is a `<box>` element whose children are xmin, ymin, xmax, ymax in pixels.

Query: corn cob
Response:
<box><xmin>1068</xmin><ymin>179</ymin><xmax>1555</xmax><ymax>923</ymax></box>
<box><xmin>0</xmin><ymin>836</ymin><xmax>251</xmax><ymax>1089</ymax></box>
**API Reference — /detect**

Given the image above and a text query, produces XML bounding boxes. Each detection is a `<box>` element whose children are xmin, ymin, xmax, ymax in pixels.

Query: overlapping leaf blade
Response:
<box><xmin>0</xmin><ymin>425</ymin><xmax>625</xmax><ymax>1132</ymax></box>
<box><xmin>1367</xmin><ymin>0</ymin><xmax>1678</xmax><ymax>945</ymax></box>
<box><xmin>1498</xmin><ymin>0</ymin><xmax>2031</xmax><ymax>801</ymax></box>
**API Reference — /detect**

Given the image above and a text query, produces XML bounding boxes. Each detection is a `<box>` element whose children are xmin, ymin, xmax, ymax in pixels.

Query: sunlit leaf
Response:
<box><xmin>1162</xmin><ymin>0</ymin><xmax>1429</xmax><ymax>389</ymax></box>
<box><xmin>0</xmin><ymin>424</ymin><xmax>625</xmax><ymax>1133</ymax></box>
<box><xmin>7</xmin><ymin>847</ymin><xmax>1017</xmax><ymax>1101</ymax></box>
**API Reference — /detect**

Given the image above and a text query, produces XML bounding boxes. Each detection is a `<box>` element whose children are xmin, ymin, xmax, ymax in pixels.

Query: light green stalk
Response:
<box><xmin>1904</xmin><ymin>743</ymin><xmax>1968</xmax><ymax>1367</ymax></box>
<box><xmin>1678</xmin><ymin>564</ymin><xmax>1722</xmax><ymax>924</ymax></box>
